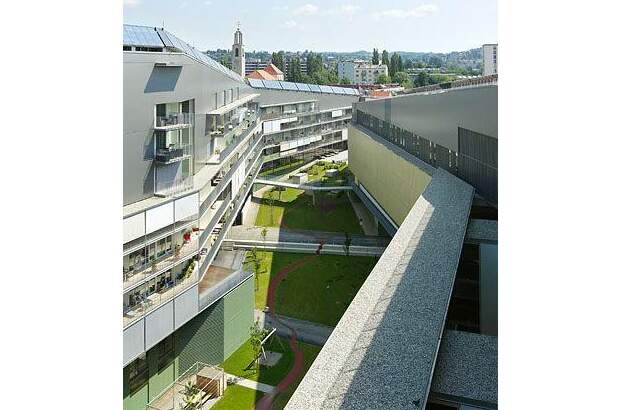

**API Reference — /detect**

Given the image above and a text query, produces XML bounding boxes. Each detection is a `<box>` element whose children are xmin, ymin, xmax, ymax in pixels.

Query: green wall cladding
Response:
<box><xmin>176</xmin><ymin>278</ymin><xmax>254</xmax><ymax>374</ymax></box>
<box><xmin>123</xmin><ymin>277</ymin><xmax>254</xmax><ymax>410</ymax></box>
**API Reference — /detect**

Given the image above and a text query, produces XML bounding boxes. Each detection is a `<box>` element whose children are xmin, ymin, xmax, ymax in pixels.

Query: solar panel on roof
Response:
<box><xmin>308</xmin><ymin>84</ymin><xmax>321</xmax><ymax>93</ymax></box>
<box><xmin>319</xmin><ymin>85</ymin><xmax>334</xmax><ymax>93</ymax></box>
<box><xmin>353</xmin><ymin>89</ymin><xmax>360</xmax><ymax>95</ymax></box>
<box><xmin>343</xmin><ymin>88</ymin><xmax>355</xmax><ymax>95</ymax></box>
<box><xmin>248</xmin><ymin>79</ymin><xmax>265</xmax><ymax>88</ymax></box>
<box><xmin>263</xmin><ymin>80</ymin><xmax>283</xmax><ymax>89</ymax></box>
<box><xmin>331</xmin><ymin>86</ymin><xmax>344</xmax><ymax>94</ymax></box>
<box><xmin>295</xmin><ymin>83</ymin><xmax>311</xmax><ymax>92</ymax></box>
<box><xmin>280</xmin><ymin>82</ymin><xmax>298</xmax><ymax>91</ymax></box>
<box><xmin>123</xmin><ymin>25</ymin><xmax>163</xmax><ymax>47</ymax></box>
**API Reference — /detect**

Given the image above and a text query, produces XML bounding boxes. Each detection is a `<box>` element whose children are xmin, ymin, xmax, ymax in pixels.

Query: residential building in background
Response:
<box><xmin>338</xmin><ymin>60</ymin><xmax>389</xmax><ymax>84</ymax></box>
<box><xmin>482</xmin><ymin>43</ymin><xmax>498</xmax><ymax>76</ymax></box>
<box><xmin>245</xmin><ymin>59</ymin><xmax>269</xmax><ymax>76</ymax></box>
<box><xmin>231</xmin><ymin>26</ymin><xmax>245</xmax><ymax>77</ymax></box>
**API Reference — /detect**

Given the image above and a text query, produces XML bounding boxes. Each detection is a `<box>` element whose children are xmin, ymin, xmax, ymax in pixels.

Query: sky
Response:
<box><xmin>123</xmin><ymin>0</ymin><xmax>497</xmax><ymax>53</ymax></box>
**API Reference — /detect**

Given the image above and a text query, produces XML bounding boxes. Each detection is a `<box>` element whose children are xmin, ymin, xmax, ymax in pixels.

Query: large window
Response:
<box><xmin>158</xmin><ymin>336</ymin><xmax>175</xmax><ymax>371</ymax></box>
<box><xmin>128</xmin><ymin>354</ymin><xmax>148</xmax><ymax>394</ymax></box>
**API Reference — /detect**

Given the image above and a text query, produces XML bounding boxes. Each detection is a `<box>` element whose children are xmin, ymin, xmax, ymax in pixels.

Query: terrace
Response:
<box><xmin>146</xmin><ymin>362</ymin><xmax>226</xmax><ymax>410</ymax></box>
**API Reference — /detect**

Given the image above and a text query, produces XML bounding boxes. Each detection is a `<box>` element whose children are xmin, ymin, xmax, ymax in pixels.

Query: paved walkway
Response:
<box><xmin>227</xmin><ymin>226</ymin><xmax>391</xmax><ymax>248</ymax></box>
<box><xmin>348</xmin><ymin>192</ymin><xmax>379</xmax><ymax>236</ymax></box>
<box><xmin>254</xmin><ymin>310</ymin><xmax>334</xmax><ymax>346</ymax></box>
<box><xmin>226</xmin><ymin>373</ymin><xmax>275</xmax><ymax>394</ymax></box>
<box><xmin>254</xmin><ymin>178</ymin><xmax>353</xmax><ymax>191</ymax></box>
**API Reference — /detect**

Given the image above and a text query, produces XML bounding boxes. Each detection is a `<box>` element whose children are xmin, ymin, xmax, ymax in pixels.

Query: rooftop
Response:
<box><xmin>286</xmin><ymin>169</ymin><xmax>475</xmax><ymax>409</ymax></box>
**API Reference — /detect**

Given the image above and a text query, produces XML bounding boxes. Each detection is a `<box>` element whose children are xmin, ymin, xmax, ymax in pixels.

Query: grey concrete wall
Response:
<box><xmin>123</xmin><ymin>51</ymin><xmax>251</xmax><ymax>205</ymax></box>
<box><xmin>479</xmin><ymin>243</ymin><xmax>498</xmax><ymax>336</ymax></box>
<box><xmin>355</xmin><ymin>85</ymin><xmax>497</xmax><ymax>152</ymax></box>
<box><xmin>254</xmin><ymin>88</ymin><xmax>358</xmax><ymax>110</ymax></box>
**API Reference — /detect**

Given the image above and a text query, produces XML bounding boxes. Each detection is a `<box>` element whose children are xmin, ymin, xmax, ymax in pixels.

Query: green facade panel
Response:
<box><xmin>123</xmin><ymin>276</ymin><xmax>254</xmax><ymax>410</ymax></box>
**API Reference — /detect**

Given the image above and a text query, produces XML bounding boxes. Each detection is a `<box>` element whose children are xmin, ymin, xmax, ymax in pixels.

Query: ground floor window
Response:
<box><xmin>128</xmin><ymin>354</ymin><xmax>148</xmax><ymax>394</ymax></box>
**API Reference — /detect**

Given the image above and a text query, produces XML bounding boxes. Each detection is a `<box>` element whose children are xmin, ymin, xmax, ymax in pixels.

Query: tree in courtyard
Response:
<box><xmin>343</xmin><ymin>232</ymin><xmax>352</xmax><ymax>256</ymax></box>
<box><xmin>249</xmin><ymin>321</ymin><xmax>268</xmax><ymax>369</ymax></box>
<box><xmin>181</xmin><ymin>381</ymin><xmax>202</xmax><ymax>410</ymax></box>
<box><xmin>375</xmin><ymin>73</ymin><xmax>391</xmax><ymax>84</ymax></box>
<box><xmin>267</xmin><ymin>193</ymin><xmax>276</xmax><ymax>225</ymax></box>
<box><xmin>372</xmin><ymin>48</ymin><xmax>380</xmax><ymax>65</ymax></box>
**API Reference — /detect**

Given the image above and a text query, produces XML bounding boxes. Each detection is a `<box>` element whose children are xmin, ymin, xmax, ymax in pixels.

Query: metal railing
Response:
<box><xmin>155</xmin><ymin>112</ymin><xmax>194</xmax><ymax>128</ymax></box>
<box><xmin>217</xmin><ymin>112</ymin><xmax>260</xmax><ymax>161</ymax></box>
<box><xmin>123</xmin><ymin>237</ymin><xmax>200</xmax><ymax>291</ymax></box>
<box><xmin>146</xmin><ymin>362</ymin><xmax>225</xmax><ymax>410</ymax></box>
<box><xmin>123</xmin><ymin>259</ymin><xmax>200</xmax><ymax>328</ymax></box>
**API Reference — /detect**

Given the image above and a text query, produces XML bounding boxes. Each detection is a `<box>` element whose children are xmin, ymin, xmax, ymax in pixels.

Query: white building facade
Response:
<box><xmin>337</xmin><ymin>60</ymin><xmax>389</xmax><ymax>84</ymax></box>
<box><xmin>482</xmin><ymin>43</ymin><xmax>498</xmax><ymax>76</ymax></box>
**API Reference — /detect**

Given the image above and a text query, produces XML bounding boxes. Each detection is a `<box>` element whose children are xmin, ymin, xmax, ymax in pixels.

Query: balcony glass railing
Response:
<box><xmin>123</xmin><ymin>234</ymin><xmax>200</xmax><ymax>291</ymax></box>
<box><xmin>155</xmin><ymin>175</ymin><xmax>194</xmax><ymax>197</ymax></box>
<box><xmin>155</xmin><ymin>144</ymin><xmax>192</xmax><ymax>163</ymax></box>
<box><xmin>155</xmin><ymin>113</ymin><xmax>194</xmax><ymax>128</ymax></box>
<box><xmin>123</xmin><ymin>258</ymin><xmax>200</xmax><ymax>328</ymax></box>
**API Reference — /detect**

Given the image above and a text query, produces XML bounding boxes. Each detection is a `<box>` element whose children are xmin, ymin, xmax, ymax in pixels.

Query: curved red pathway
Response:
<box><xmin>254</xmin><ymin>243</ymin><xmax>325</xmax><ymax>410</ymax></box>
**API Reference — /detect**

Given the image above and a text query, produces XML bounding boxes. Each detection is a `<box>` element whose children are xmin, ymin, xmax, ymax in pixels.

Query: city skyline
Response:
<box><xmin>123</xmin><ymin>0</ymin><xmax>497</xmax><ymax>53</ymax></box>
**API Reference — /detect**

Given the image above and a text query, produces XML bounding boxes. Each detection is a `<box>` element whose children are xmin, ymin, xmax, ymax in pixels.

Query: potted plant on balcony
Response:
<box><xmin>181</xmin><ymin>381</ymin><xmax>202</xmax><ymax>410</ymax></box>
<box><xmin>174</xmin><ymin>244</ymin><xmax>181</xmax><ymax>258</ymax></box>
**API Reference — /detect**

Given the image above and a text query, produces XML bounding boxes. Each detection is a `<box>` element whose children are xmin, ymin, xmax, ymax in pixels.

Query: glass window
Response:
<box><xmin>128</xmin><ymin>354</ymin><xmax>148</xmax><ymax>393</ymax></box>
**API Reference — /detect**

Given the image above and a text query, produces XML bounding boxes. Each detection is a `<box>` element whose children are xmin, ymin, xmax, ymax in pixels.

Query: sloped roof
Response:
<box><xmin>264</xmin><ymin>63</ymin><xmax>283</xmax><ymax>76</ymax></box>
<box><xmin>247</xmin><ymin>69</ymin><xmax>278</xmax><ymax>80</ymax></box>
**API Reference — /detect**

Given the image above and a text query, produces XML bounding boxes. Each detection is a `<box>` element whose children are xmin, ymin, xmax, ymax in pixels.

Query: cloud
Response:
<box><xmin>282</xmin><ymin>20</ymin><xmax>299</xmax><ymax>29</ymax></box>
<box><xmin>327</xmin><ymin>4</ymin><xmax>361</xmax><ymax>17</ymax></box>
<box><xmin>272</xmin><ymin>5</ymin><xmax>289</xmax><ymax>11</ymax></box>
<box><xmin>204</xmin><ymin>0</ymin><xmax>213</xmax><ymax>5</ymax></box>
<box><xmin>373</xmin><ymin>4</ymin><xmax>438</xmax><ymax>19</ymax></box>
<box><xmin>123</xmin><ymin>0</ymin><xmax>141</xmax><ymax>6</ymax></box>
<box><xmin>294</xmin><ymin>4</ymin><xmax>319</xmax><ymax>16</ymax></box>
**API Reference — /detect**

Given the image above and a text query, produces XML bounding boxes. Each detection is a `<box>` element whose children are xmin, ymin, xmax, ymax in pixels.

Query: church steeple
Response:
<box><xmin>232</xmin><ymin>23</ymin><xmax>245</xmax><ymax>77</ymax></box>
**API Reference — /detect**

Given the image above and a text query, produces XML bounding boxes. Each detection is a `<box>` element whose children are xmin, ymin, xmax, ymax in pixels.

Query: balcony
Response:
<box><xmin>146</xmin><ymin>362</ymin><xmax>226</xmax><ymax>410</ymax></box>
<box><xmin>123</xmin><ymin>232</ymin><xmax>201</xmax><ymax>291</ymax></box>
<box><xmin>123</xmin><ymin>257</ymin><xmax>200</xmax><ymax>328</ymax></box>
<box><xmin>154</xmin><ymin>175</ymin><xmax>194</xmax><ymax>197</ymax></box>
<box><xmin>155</xmin><ymin>144</ymin><xmax>192</xmax><ymax>164</ymax></box>
<box><xmin>207</xmin><ymin>112</ymin><xmax>260</xmax><ymax>164</ymax></box>
<box><xmin>154</xmin><ymin>113</ymin><xmax>194</xmax><ymax>131</ymax></box>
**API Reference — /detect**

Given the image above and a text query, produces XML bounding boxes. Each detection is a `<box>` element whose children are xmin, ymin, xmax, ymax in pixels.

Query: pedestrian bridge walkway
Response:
<box><xmin>253</xmin><ymin>178</ymin><xmax>353</xmax><ymax>191</ymax></box>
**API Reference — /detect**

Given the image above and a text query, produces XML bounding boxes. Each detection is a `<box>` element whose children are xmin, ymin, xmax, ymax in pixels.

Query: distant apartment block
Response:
<box><xmin>482</xmin><ymin>43</ymin><xmax>498</xmax><ymax>76</ymax></box>
<box><xmin>337</xmin><ymin>60</ymin><xmax>389</xmax><ymax>84</ymax></box>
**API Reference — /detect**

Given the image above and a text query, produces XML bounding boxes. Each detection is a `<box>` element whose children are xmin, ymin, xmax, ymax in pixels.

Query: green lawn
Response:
<box><xmin>246</xmin><ymin>251</ymin><xmax>377</xmax><ymax>327</ymax></box>
<box><xmin>255</xmin><ymin>188</ymin><xmax>362</xmax><ymax>234</ymax></box>
<box><xmin>210</xmin><ymin>385</ymin><xmax>263</xmax><ymax>410</ymax></box>
<box><xmin>220</xmin><ymin>335</ymin><xmax>294</xmax><ymax>385</ymax></box>
<box><xmin>219</xmin><ymin>336</ymin><xmax>322</xmax><ymax>410</ymax></box>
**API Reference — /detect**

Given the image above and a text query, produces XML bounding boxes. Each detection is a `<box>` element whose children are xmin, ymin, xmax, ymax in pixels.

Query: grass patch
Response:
<box><xmin>210</xmin><ymin>384</ymin><xmax>263</xmax><ymax>410</ymax></box>
<box><xmin>219</xmin><ymin>336</ymin><xmax>322</xmax><ymax>410</ymax></box>
<box><xmin>247</xmin><ymin>251</ymin><xmax>377</xmax><ymax>326</ymax></box>
<box><xmin>255</xmin><ymin>188</ymin><xmax>362</xmax><ymax>234</ymax></box>
<box><xmin>221</xmin><ymin>335</ymin><xmax>293</xmax><ymax>385</ymax></box>
<box><xmin>272</xmin><ymin>343</ymin><xmax>322</xmax><ymax>410</ymax></box>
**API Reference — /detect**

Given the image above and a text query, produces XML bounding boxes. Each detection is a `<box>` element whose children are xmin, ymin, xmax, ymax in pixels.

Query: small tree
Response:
<box><xmin>375</xmin><ymin>74</ymin><xmax>391</xmax><ymax>84</ymax></box>
<box><xmin>249</xmin><ymin>321</ymin><xmax>267</xmax><ymax>369</ymax></box>
<box><xmin>343</xmin><ymin>232</ymin><xmax>352</xmax><ymax>256</ymax></box>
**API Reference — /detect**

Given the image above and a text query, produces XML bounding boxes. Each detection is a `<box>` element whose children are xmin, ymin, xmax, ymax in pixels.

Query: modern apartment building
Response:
<box><xmin>337</xmin><ymin>60</ymin><xmax>389</xmax><ymax>84</ymax></box>
<box><xmin>287</xmin><ymin>84</ymin><xmax>498</xmax><ymax>410</ymax></box>
<box><xmin>123</xmin><ymin>25</ymin><xmax>358</xmax><ymax>410</ymax></box>
<box><xmin>247</xmin><ymin>79</ymin><xmax>359</xmax><ymax>169</ymax></box>
<box><xmin>245</xmin><ymin>59</ymin><xmax>270</xmax><ymax>76</ymax></box>
<box><xmin>482</xmin><ymin>43</ymin><xmax>498</xmax><ymax>76</ymax></box>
